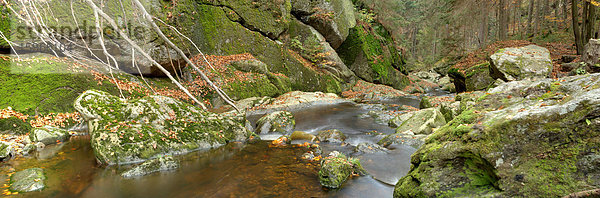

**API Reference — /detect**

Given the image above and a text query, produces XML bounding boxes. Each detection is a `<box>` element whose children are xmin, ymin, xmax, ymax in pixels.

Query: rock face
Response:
<box><xmin>291</xmin><ymin>0</ymin><xmax>356</xmax><ymax>49</ymax></box>
<box><xmin>394</xmin><ymin>74</ymin><xmax>600</xmax><ymax>197</ymax></box>
<box><xmin>489</xmin><ymin>45</ymin><xmax>553</xmax><ymax>81</ymax></box>
<box><xmin>319</xmin><ymin>151</ymin><xmax>366</xmax><ymax>188</ymax></box>
<box><xmin>255</xmin><ymin>111</ymin><xmax>296</xmax><ymax>135</ymax></box>
<box><xmin>10</xmin><ymin>168</ymin><xmax>45</xmax><ymax>192</ymax></box>
<box><xmin>121</xmin><ymin>156</ymin><xmax>180</xmax><ymax>178</ymax></box>
<box><xmin>29</xmin><ymin>126</ymin><xmax>69</xmax><ymax>145</ymax></box>
<box><xmin>337</xmin><ymin>22</ymin><xmax>409</xmax><ymax>90</ymax></box>
<box><xmin>74</xmin><ymin>90</ymin><xmax>251</xmax><ymax>165</ymax></box>
<box><xmin>286</xmin><ymin>19</ymin><xmax>355</xmax><ymax>81</ymax></box>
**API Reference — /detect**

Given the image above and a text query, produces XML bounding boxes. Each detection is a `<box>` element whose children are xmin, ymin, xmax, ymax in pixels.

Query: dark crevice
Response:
<box><xmin>0</xmin><ymin>47</ymin><xmax>10</xmax><ymax>54</ymax></box>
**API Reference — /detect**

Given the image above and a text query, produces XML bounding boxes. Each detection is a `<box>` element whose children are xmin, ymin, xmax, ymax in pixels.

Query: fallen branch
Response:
<box><xmin>562</xmin><ymin>189</ymin><xmax>600</xmax><ymax>198</ymax></box>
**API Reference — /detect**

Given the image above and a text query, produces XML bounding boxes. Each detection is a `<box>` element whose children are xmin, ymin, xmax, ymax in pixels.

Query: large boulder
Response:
<box><xmin>291</xmin><ymin>0</ymin><xmax>356</xmax><ymax>49</ymax></box>
<box><xmin>29</xmin><ymin>126</ymin><xmax>69</xmax><ymax>145</ymax></box>
<box><xmin>394</xmin><ymin>108</ymin><xmax>447</xmax><ymax>135</ymax></box>
<box><xmin>10</xmin><ymin>168</ymin><xmax>45</xmax><ymax>192</ymax></box>
<box><xmin>394</xmin><ymin>73</ymin><xmax>600</xmax><ymax>197</ymax></box>
<box><xmin>121</xmin><ymin>156</ymin><xmax>180</xmax><ymax>178</ymax></box>
<box><xmin>318</xmin><ymin>151</ymin><xmax>366</xmax><ymax>188</ymax></box>
<box><xmin>582</xmin><ymin>39</ymin><xmax>600</xmax><ymax>73</ymax></box>
<box><xmin>74</xmin><ymin>90</ymin><xmax>251</xmax><ymax>165</ymax></box>
<box><xmin>489</xmin><ymin>45</ymin><xmax>553</xmax><ymax>81</ymax></box>
<box><xmin>255</xmin><ymin>111</ymin><xmax>296</xmax><ymax>135</ymax></box>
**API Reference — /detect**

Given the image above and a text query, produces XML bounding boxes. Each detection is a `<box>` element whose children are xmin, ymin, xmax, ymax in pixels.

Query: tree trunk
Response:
<box><xmin>528</xmin><ymin>0</ymin><xmax>536</xmax><ymax>36</ymax></box>
<box><xmin>479</xmin><ymin>0</ymin><xmax>488</xmax><ymax>48</ymax></box>
<box><xmin>572</xmin><ymin>0</ymin><xmax>584</xmax><ymax>54</ymax></box>
<box><xmin>498</xmin><ymin>0</ymin><xmax>508</xmax><ymax>40</ymax></box>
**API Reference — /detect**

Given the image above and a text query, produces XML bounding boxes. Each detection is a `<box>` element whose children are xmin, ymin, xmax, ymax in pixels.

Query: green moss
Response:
<box><xmin>0</xmin><ymin>117</ymin><xmax>31</xmax><ymax>135</ymax></box>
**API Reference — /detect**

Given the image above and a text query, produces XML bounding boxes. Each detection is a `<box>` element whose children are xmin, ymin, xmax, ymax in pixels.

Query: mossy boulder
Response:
<box><xmin>290</xmin><ymin>131</ymin><xmax>316</xmax><ymax>141</ymax></box>
<box><xmin>121</xmin><ymin>156</ymin><xmax>180</xmax><ymax>178</ymax></box>
<box><xmin>0</xmin><ymin>117</ymin><xmax>31</xmax><ymax>135</ymax></box>
<box><xmin>73</xmin><ymin>90</ymin><xmax>251</xmax><ymax>165</ymax></box>
<box><xmin>0</xmin><ymin>141</ymin><xmax>12</xmax><ymax>160</ymax></box>
<box><xmin>394</xmin><ymin>108</ymin><xmax>447</xmax><ymax>135</ymax></box>
<box><xmin>29</xmin><ymin>126</ymin><xmax>69</xmax><ymax>145</ymax></box>
<box><xmin>316</xmin><ymin>129</ymin><xmax>347</xmax><ymax>143</ymax></box>
<box><xmin>318</xmin><ymin>151</ymin><xmax>366</xmax><ymax>188</ymax></box>
<box><xmin>337</xmin><ymin>23</ymin><xmax>409</xmax><ymax>90</ymax></box>
<box><xmin>489</xmin><ymin>45</ymin><xmax>553</xmax><ymax>81</ymax></box>
<box><xmin>255</xmin><ymin>111</ymin><xmax>295</xmax><ymax>135</ymax></box>
<box><xmin>291</xmin><ymin>0</ymin><xmax>356</xmax><ymax>49</ymax></box>
<box><xmin>10</xmin><ymin>168</ymin><xmax>45</xmax><ymax>192</ymax></box>
<box><xmin>394</xmin><ymin>73</ymin><xmax>600</xmax><ymax>197</ymax></box>
<box><xmin>448</xmin><ymin>62</ymin><xmax>496</xmax><ymax>92</ymax></box>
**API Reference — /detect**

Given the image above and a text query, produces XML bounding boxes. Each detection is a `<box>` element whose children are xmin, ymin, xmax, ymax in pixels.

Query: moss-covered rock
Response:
<box><xmin>394</xmin><ymin>108</ymin><xmax>447</xmax><ymax>135</ymax></box>
<box><xmin>121</xmin><ymin>156</ymin><xmax>179</xmax><ymax>178</ymax></box>
<box><xmin>0</xmin><ymin>116</ymin><xmax>31</xmax><ymax>135</ymax></box>
<box><xmin>10</xmin><ymin>168</ymin><xmax>45</xmax><ymax>193</ymax></box>
<box><xmin>394</xmin><ymin>73</ymin><xmax>600</xmax><ymax>197</ymax></box>
<box><xmin>74</xmin><ymin>90</ymin><xmax>251</xmax><ymax>165</ymax></box>
<box><xmin>290</xmin><ymin>131</ymin><xmax>316</xmax><ymax>141</ymax></box>
<box><xmin>255</xmin><ymin>111</ymin><xmax>295</xmax><ymax>135</ymax></box>
<box><xmin>0</xmin><ymin>141</ymin><xmax>12</xmax><ymax>160</ymax></box>
<box><xmin>337</xmin><ymin>22</ymin><xmax>409</xmax><ymax>90</ymax></box>
<box><xmin>318</xmin><ymin>151</ymin><xmax>366</xmax><ymax>188</ymax></box>
<box><xmin>29</xmin><ymin>126</ymin><xmax>69</xmax><ymax>145</ymax></box>
<box><xmin>316</xmin><ymin>129</ymin><xmax>347</xmax><ymax>143</ymax></box>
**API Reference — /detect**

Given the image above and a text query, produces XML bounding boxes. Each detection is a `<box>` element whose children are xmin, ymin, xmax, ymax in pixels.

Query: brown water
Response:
<box><xmin>1</xmin><ymin>103</ymin><xmax>416</xmax><ymax>198</ymax></box>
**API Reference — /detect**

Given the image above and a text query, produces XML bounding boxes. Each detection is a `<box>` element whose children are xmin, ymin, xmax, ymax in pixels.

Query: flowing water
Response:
<box><xmin>1</xmin><ymin>102</ymin><xmax>418</xmax><ymax>197</ymax></box>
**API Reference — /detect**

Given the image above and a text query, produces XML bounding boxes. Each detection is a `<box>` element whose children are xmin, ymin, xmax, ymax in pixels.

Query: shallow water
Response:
<box><xmin>2</xmin><ymin>102</ymin><xmax>416</xmax><ymax>198</ymax></box>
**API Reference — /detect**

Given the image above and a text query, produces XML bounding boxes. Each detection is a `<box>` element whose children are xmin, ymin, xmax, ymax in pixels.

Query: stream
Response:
<box><xmin>0</xmin><ymin>101</ymin><xmax>421</xmax><ymax>197</ymax></box>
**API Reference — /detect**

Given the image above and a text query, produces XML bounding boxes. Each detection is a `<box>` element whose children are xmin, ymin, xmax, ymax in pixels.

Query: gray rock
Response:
<box><xmin>10</xmin><ymin>168</ymin><xmax>45</xmax><ymax>192</ymax></box>
<box><xmin>354</xmin><ymin>142</ymin><xmax>388</xmax><ymax>154</ymax></box>
<box><xmin>377</xmin><ymin>133</ymin><xmax>425</xmax><ymax>149</ymax></box>
<box><xmin>395</xmin><ymin>108</ymin><xmax>447</xmax><ymax>135</ymax></box>
<box><xmin>29</xmin><ymin>126</ymin><xmax>69</xmax><ymax>145</ymax></box>
<box><xmin>121</xmin><ymin>156</ymin><xmax>179</xmax><ymax>178</ymax></box>
<box><xmin>489</xmin><ymin>45</ymin><xmax>553</xmax><ymax>81</ymax></box>
<box><xmin>316</xmin><ymin>129</ymin><xmax>347</xmax><ymax>142</ymax></box>
<box><xmin>255</xmin><ymin>111</ymin><xmax>295</xmax><ymax>135</ymax></box>
<box><xmin>291</xmin><ymin>0</ymin><xmax>356</xmax><ymax>49</ymax></box>
<box><xmin>388</xmin><ymin>111</ymin><xmax>417</xmax><ymax>128</ymax></box>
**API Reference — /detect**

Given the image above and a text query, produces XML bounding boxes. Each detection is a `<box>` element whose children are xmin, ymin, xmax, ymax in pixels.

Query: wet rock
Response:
<box><xmin>354</xmin><ymin>142</ymin><xmax>388</xmax><ymax>154</ymax></box>
<box><xmin>22</xmin><ymin>144</ymin><xmax>35</xmax><ymax>156</ymax></box>
<box><xmin>121</xmin><ymin>156</ymin><xmax>179</xmax><ymax>178</ymax></box>
<box><xmin>0</xmin><ymin>142</ymin><xmax>12</xmax><ymax>160</ymax></box>
<box><xmin>29</xmin><ymin>126</ymin><xmax>69</xmax><ymax>145</ymax></box>
<box><xmin>255</xmin><ymin>111</ymin><xmax>295</xmax><ymax>135</ymax></box>
<box><xmin>271</xmin><ymin>135</ymin><xmax>291</xmax><ymax>146</ymax></box>
<box><xmin>377</xmin><ymin>133</ymin><xmax>425</xmax><ymax>149</ymax></box>
<box><xmin>394</xmin><ymin>108</ymin><xmax>447</xmax><ymax>135</ymax></box>
<box><xmin>10</xmin><ymin>168</ymin><xmax>45</xmax><ymax>192</ymax></box>
<box><xmin>290</xmin><ymin>131</ymin><xmax>316</xmax><ymax>141</ymax></box>
<box><xmin>301</xmin><ymin>152</ymin><xmax>315</xmax><ymax>161</ymax></box>
<box><xmin>395</xmin><ymin>73</ymin><xmax>600</xmax><ymax>197</ymax></box>
<box><xmin>388</xmin><ymin>111</ymin><xmax>417</xmax><ymax>128</ymax></box>
<box><xmin>489</xmin><ymin>45</ymin><xmax>553</xmax><ymax>81</ymax></box>
<box><xmin>74</xmin><ymin>90</ymin><xmax>251</xmax><ymax>165</ymax></box>
<box><xmin>249</xmin><ymin>91</ymin><xmax>345</xmax><ymax>114</ymax></box>
<box><xmin>362</xmin><ymin>110</ymin><xmax>403</xmax><ymax>126</ymax></box>
<box><xmin>318</xmin><ymin>151</ymin><xmax>366</xmax><ymax>188</ymax></box>
<box><xmin>316</xmin><ymin>129</ymin><xmax>347</xmax><ymax>143</ymax></box>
